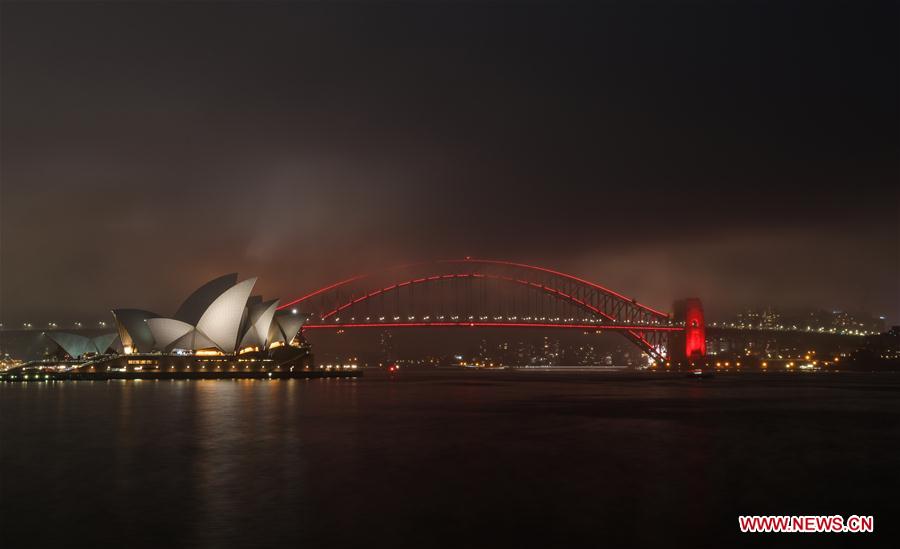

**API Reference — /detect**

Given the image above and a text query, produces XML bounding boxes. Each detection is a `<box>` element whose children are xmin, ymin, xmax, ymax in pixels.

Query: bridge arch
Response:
<box><xmin>280</xmin><ymin>259</ymin><xmax>679</xmax><ymax>362</ymax></box>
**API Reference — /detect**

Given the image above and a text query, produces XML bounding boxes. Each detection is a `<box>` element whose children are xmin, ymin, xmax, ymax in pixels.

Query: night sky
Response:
<box><xmin>1</xmin><ymin>1</ymin><xmax>897</xmax><ymax>324</ymax></box>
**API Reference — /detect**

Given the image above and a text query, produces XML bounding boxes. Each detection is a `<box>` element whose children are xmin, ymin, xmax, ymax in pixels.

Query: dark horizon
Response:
<box><xmin>2</xmin><ymin>1</ymin><xmax>898</xmax><ymax>324</ymax></box>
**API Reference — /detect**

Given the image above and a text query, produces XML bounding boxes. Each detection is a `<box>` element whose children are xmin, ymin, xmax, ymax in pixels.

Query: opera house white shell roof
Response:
<box><xmin>46</xmin><ymin>332</ymin><xmax>118</xmax><ymax>359</ymax></box>
<box><xmin>113</xmin><ymin>274</ymin><xmax>303</xmax><ymax>354</ymax></box>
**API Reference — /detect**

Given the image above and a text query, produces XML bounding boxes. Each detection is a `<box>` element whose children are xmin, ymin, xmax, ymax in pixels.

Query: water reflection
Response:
<box><xmin>1</xmin><ymin>372</ymin><xmax>898</xmax><ymax>548</ymax></box>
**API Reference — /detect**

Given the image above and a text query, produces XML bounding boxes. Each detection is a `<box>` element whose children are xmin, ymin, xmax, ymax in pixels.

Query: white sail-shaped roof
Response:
<box><xmin>274</xmin><ymin>314</ymin><xmax>305</xmax><ymax>346</ymax></box>
<box><xmin>239</xmin><ymin>328</ymin><xmax>261</xmax><ymax>349</ymax></box>
<box><xmin>239</xmin><ymin>296</ymin><xmax>263</xmax><ymax>341</ymax></box>
<box><xmin>46</xmin><ymin>332</ymin><xmax>117</xmax><ymax>358</ymax></box>
<box><xmin>267</xmin><ymin>320</ymin><xmax>285</xmax><ymax>346</ymax></box>
<box><xmin>92</xmin><ymin>333</ymin><xmax>119</xmax><ymax>354</ymax></box>
<box><xmin>169</xmin><ymin>329</ymin><xmax>218</xmax><ymax>352</ymax></box>
<box><xmin>241</xmin><ymin>299</ymin><xmax>280</xmax><ymax>349</ymax></box>
<box><xmin>46</xmin><ymin>332</ymin><xmax>92</xmax><ymax>358</ymax></box>
<box><xmin>174</xmin><ymin>273</ymin><xmax>238</xmax><ymax>326</ymax></box>
<box><xmin>147</xmin><ymin>318</ymin><xmax>194</xmax><ymax>350</ymax></box>
<box><xmin>251</xmin><ymin>299</ymin><xmax>279</xmax><ymax>348</ymax></box>
<box><xmin>192</xmin><ymin>331</ymin><xmax>218</xmax><ymax>350</ymax></box>
<box><xmin>168</xmin><ymin>331</ymin><xmax>194</xmax><ymax>352</ymax></box>
<box><xmin>112</xmin><ymin>309</ymin><xmax>157</xmax><ymax>352</ymax></box>
<box><xmin>195</xmin><ymin>277</ymin><xmax>257</xmax><ymax>353</ymax></box>
<box><xmin>237</xmin><ymin>295</ymin><xmax>263</xmax><ymax>345</ymax></box>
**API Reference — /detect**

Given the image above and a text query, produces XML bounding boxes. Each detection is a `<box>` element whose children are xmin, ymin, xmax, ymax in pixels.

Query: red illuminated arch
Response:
<box><xmin>319</xmin><ymin>273</ymin><xmax>619</xmax><ymax>321</ymax></box>
<box><xmin>279</xmin><ymin>258</ymin><xmax>668</xmax><ymax>317</ymax></box>
<box><xmin>280</xmin><ymin>259</ymin><xmax>677</xmax><ymax>361</ymax></box>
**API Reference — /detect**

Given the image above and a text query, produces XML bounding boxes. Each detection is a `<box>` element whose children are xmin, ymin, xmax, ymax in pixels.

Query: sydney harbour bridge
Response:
<box><xmin>279</xmin><ymin>259</ymin><xmax>706</xmax><ymax>364</ymax></box>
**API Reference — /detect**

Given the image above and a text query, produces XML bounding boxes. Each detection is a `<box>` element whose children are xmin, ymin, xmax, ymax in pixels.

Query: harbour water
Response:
<box><xmin>2</xmin><ymin>370</ymin><xmax>897</xmax><ymax>547</ymax></box>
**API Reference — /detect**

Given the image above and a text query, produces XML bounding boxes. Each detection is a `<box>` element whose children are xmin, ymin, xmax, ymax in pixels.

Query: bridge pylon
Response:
<box><xmin>669</xmin><ymin>298</ymin><xmax>707</xmax><ymax>367</ymax></box>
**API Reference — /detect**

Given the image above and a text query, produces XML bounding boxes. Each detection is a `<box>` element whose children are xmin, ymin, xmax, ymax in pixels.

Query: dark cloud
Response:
<box><xmin>1</xmin><ymin>1</ymin><xmax>897</xmax><ymax>324</ymax></box>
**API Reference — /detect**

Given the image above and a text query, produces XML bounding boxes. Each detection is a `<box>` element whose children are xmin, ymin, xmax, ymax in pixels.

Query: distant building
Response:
<box><xmin>735</xmin><ymin>306</ymin><xmax>780</xmax><ymax>329</ymax></box>
<box><xmin>379</xmin><ymin>330</ymin><xmax>394</xmax><ymax>365</ymax></box>
<box><xmin>729</xmin><ymin>307</ymin><xmax>884</xmax><ymax>335</ymax></box>
<box><xmin>852</xmin><ymin>326</ymin><xmax>900</xmax><ymax>368</ymax></box>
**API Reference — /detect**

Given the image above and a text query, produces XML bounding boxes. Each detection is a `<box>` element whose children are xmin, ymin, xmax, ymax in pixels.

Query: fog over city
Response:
<box><xmin>2</xmin><ymin>2</ymin><xmax>897</xmax><ymax>323</ymax></box>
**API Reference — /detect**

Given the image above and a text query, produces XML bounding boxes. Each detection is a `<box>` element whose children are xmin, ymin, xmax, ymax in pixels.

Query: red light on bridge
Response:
<box><xmin>683</xmin><ymin>298</ymin><xmax>706</xmax><ymax>359</ymax></box>
<box><xmin>303</xmin><ymin>322</ymin><xmax>682</xmax><ymax>331</ymax></box>
<box><xmin>280</xmin><ymin>259</ymin><xmax>681</xmax><ymax>364</ymax></box>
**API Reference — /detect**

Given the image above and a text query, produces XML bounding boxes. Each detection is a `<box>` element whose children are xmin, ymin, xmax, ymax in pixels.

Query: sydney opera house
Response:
<box><xmin>112</xmin><ymin>273</ymin><xmax>303</xmax><ymax>356</ymax></box>
<box><xmin>42</xmin><ymin>274</ymin><xmax>312</xmax><ymax>374</ymax></box>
